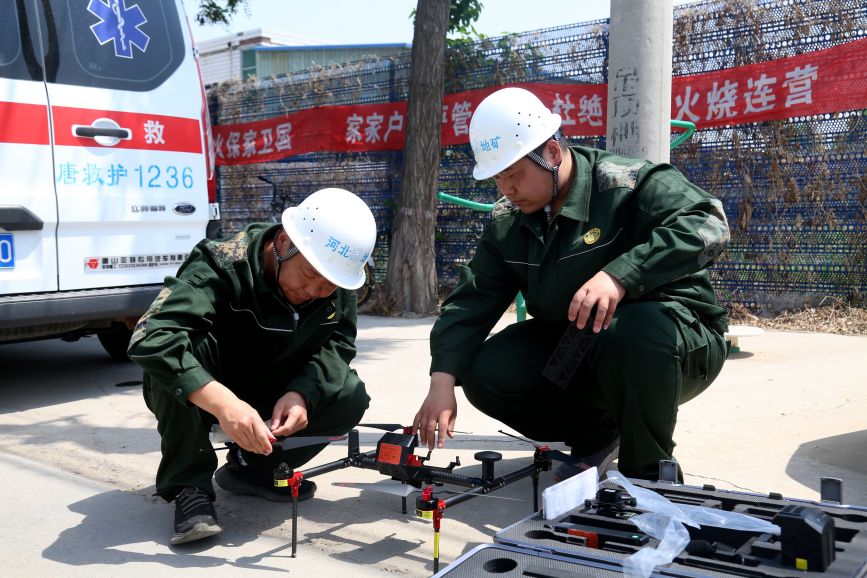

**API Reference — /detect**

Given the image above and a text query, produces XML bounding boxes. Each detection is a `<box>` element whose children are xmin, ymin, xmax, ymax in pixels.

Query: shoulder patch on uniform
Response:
<box><xmin>491</xmin><ymin>196</ymin><xmax>518</xmax><ymax>218</ymax></box>
<box><xmin>129</xmin><ymin>286</ymin><xmax>172</xmax><ymax>346</ymax></box>
<box><xmin>697</xmin><ymin>199</ymin><xmax>731</xmax><ymax>267</ymax></box>
<box><xmin>204</xmin><ymin>231</ymin><xmax>249</xmax><ymax>267</ymax></box>
<box><xmin>595</xmin><ymin>160</ymin><xmax>647</xmax><ymax>192</ymax></box>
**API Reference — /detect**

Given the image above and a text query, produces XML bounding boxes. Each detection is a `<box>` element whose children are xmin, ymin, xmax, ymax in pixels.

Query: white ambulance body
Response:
<box><xmin>0</xmin><ymin>0</ymin><xmax>217</xmax><ymax>359</ymax></box>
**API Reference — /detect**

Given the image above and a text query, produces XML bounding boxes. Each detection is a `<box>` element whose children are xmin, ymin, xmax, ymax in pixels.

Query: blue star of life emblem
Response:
<box><xmin>88</xmin><ymin>0</ymin><xmax>149</xmax><ymax>59</ymax></box>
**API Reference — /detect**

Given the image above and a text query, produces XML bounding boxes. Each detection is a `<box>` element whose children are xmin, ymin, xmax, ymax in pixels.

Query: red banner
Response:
<box><xmin>214</xmin><ymin>37</ymin><xmax>867</xmax><ymax>166</ymax></box>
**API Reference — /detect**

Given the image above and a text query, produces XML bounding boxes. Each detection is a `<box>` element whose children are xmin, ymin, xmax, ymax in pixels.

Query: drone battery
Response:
<box><xmin>376</xmin><ymin>432</ymin><xmax>417</xmax><ymax>477</ymax></box>
<box><xmin>773</xmin><ymin>505</ymin><xmax>835</xmax><ymax>571</ymax></box>
<box><xmin>553</xmin><ymin>522</ymin><xmax>648</xmax><ymax>548</ymax></box>
<box><xmin>377</xmin><ymin>432</ymin><xmax>415</xmax><ymax>464</ymax></box>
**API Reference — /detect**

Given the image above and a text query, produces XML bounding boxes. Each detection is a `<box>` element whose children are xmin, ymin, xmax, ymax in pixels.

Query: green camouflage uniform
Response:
<box><xmin>129</xmin><ymin>223</ymin><xmax>369</xmax><ymax>500</ymax></box>
<box><xmin>430</xmin><ymin>146</ymin><xmax>730</xmax><ymax>479</ymax></box>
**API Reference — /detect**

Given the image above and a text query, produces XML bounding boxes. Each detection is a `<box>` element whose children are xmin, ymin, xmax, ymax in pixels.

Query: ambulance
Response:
<box><xmin>0</xmin><ymin>0</ymin><xmax>217</xmax><ymax>359</ymax></box>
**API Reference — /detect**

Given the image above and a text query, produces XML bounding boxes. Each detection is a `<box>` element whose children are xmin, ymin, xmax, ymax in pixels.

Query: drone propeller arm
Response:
<box><xmin>301</xmin><ymin>448</ymin><xmax>378</xmax><ymax>480</ymax></box>
<box><xmin>424</xmin><ymin>468</ymin><xmax>483</xmax><ymax>488</ymax></box>
<box><xmin>440</xmin><ymin>486</ymin><xmax>491</xmax><ymax>509</ymax></box>
<box><xmin>438</xmin><ymin>459</ymin><xmax>541</xmax><ymax>510</ymax></box>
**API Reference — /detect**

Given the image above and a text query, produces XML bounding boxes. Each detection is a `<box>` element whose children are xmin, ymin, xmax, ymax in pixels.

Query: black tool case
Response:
<box><xmin>492</xmin><ymin>480</ymin><xmax>867</xmax><ymax>577</ymax></box>
<box><xmin>433</xmin><ymin>543</ymin><xmax>737</xmax><ymax>578</ymax></box>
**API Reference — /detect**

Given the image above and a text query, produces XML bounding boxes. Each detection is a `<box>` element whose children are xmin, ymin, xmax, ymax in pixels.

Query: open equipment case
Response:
<box><xmin>434</xmin><ymin>472</ymin><xmax>867</xmax><ymax>577</ymax></box>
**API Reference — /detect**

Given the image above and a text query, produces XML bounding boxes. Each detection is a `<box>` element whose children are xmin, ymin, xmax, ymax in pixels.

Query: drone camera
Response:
<box><xmin>597</xmin><ymin>487</ymin><xmax>635</xmax><ymax>506</ymax></box>
<box><xmin>583</xmin><ymin>487</ymin><xmax>637</xmax><ymax>518</ymax></box>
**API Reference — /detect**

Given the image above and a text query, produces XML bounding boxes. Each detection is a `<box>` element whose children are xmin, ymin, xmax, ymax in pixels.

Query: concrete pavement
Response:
<box><xmin>0</xmin><ymin>313</ymin><xmax>865</xmax><ymax>576</ymax></box>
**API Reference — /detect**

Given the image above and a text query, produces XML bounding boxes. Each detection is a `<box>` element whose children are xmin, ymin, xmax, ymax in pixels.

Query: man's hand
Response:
<box><xmin>568</xmin><ymin>271</ymin><xmax>627</xmax><ymax>332</ymax></box>
<box><xmin>189</xmin><ymin>380</ymin><xmax>275</xmax><ymax>455</ymax></box>
<box><xmin>413</xmin><ymin>372</ymin><xmax>458</xmax><ymax>450</ymax></box>
<box><xmin>270</xmin><ymin>391</ymin><xmax>309</xmax><ymax>437</ymax></box>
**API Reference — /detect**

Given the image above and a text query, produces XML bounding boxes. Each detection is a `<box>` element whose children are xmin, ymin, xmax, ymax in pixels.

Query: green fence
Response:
<box><xmin>211</xmin><ymin>0</ymin><xmax>867</xmax><ymax>312</ymax></box>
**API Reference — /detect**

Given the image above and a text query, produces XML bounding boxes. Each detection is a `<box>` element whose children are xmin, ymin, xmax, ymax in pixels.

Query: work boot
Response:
<box><xmin>171</xmin><ymin>486</ymin><xmax>222</xmax><ymax>545</ymax></box>
<box><xmin>554</xmin><ymin>438</ymin><xmax>620</xmax><ymax>482</ymax></box>
<box><xmin>214</xmin><ymin>445</ymin><xmax>316</xmax><ymax>503</ymax></box>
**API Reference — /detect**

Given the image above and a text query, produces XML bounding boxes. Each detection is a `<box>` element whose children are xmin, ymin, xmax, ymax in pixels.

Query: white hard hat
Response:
<box><xmin>469</xmin><ymin>87</ymin><xmax>562</xmax><ymax>180</ymax></box>
<box><xmin>281</xmin><ymin>188</ymin><xmax>377</xmax><ymax>290</ymax></box>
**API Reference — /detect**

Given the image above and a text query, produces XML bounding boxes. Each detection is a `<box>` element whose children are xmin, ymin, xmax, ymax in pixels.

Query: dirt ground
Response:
<box><xmin>728</xmin><ymin>299</ymin><xmax>867</xmax><ymax>335</ymax></box>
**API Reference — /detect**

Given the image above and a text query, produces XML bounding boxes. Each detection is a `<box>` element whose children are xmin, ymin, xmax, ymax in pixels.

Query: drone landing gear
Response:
<box><xmin>411</xmin><ymin>447</ymin><xmax>556</xmax><ymax>573</ymax></box>
<box><xmin>415</xmin><ymin>486</ymin><xmax>447</xmax><ymax>572</ymax></box>
<box><xmin>272</xmin><ymin>462</ymin><xmax>305</xmax><ymax>557</ymax></box>
<box><xmin>273</xmin><ymin>428</ymin><xmax>555</xmax><ymax>571</ymax></box>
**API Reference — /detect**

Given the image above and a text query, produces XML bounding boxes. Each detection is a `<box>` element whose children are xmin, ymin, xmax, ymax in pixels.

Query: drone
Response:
<box><xmin>221</xmin><ymin>423</ymin><xmax>573</xmax><ymax>571</ymax></box>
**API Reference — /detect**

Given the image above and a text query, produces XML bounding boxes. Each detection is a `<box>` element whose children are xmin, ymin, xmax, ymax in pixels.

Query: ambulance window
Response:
<box><xmin>0</xmin><ymin>0</ymin><xmax>42</xmax><ymax>81</ymax></box>
<box><xmin>41</xmin><ymin>0</ymin><xmax>185</xmax><ymax>91</ymax></box>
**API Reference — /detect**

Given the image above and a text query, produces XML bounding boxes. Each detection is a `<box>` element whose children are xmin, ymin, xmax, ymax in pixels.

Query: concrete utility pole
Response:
<box><xmin>606</xmin><ymin>0</ymin><xmax>673</xmax><ymax>163</ymax></box>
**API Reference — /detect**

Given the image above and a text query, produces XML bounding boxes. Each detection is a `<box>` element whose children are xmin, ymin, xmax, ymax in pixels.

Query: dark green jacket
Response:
<box><xmin>431</xmin><ymin>146</ymin><xmax>730</xmax><ymax>379</ymax></box>
<box><xmin>128</xmin><ymin>223</ymin><xmax>360</xmax><ymax>416</ymax></box>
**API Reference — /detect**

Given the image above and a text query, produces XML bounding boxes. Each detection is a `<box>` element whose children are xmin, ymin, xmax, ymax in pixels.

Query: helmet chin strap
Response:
<box><xmin>272</xmin><ymin>230</ymin><xmax>299</xmax><ymax>289</ymax></box>
<box><xmin>272</xmin><ymin>230</ymin><xmax>303</xmax><ymax>324</ymax></box>
<box><xmin>526</xmin><ymin>148</ymin><xmax>561</xmax><ymax>223</ymax></box>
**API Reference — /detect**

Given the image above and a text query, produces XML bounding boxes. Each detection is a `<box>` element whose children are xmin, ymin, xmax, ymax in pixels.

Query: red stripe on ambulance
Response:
<box><xmin>52</xmin><ymin>106</ymin><xmax>203</xmax><ymax>154</ymax></box>
<box><xmin>0</xmin><ymin>101</ymin><xmax>50</xmax><ymax>145</ymax></box>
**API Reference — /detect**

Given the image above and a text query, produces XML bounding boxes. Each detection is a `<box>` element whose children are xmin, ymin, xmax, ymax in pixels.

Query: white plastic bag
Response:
<box><xmin>606</xmin><ymin>471</ymin><xmax>780</xmax><ymax>578</ymax></box>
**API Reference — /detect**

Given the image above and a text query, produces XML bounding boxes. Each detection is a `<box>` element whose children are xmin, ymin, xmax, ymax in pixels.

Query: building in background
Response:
<box><xmin>196</xmin><ymin>29</ymin><xmax>318</xmax><ymax>85</ymax></box>
<box><xmin>196</xmin><ymin>28</ymin><xmax>410</xmax><ymax>86</ymax></box>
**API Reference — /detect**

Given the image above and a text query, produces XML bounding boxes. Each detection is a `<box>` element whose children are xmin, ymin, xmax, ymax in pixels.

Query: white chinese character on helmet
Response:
<box><xmin>281</xmin><ymin>189</ymin><xmax>377</xmax><ymax>290</ymax></box>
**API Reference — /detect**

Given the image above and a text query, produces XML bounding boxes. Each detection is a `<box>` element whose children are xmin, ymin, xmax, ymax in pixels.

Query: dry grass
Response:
<box><xmin>728</xmin><ymin>299</ymin><xmax>867</xmax><ymax>335</ymax></box>
<box><xmin>363</xmin><ymin>288</ymin><xmax>867</xmax><ymax>336</ymax></box>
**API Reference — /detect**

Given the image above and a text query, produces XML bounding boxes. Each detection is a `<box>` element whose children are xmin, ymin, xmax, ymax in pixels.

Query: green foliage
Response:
<box><xmin>195</xmin><ymin>0</ymin><xmax>248</xmax><ymax>25</ymax></box>
<box><xmin>410</xmin><ymin>0</ymin><xmax>485</xmax><ymax>46</ymax></box>
<box><xmin>447</xmin><ymin>0</ymin><xmax>484</xmax><ymax>39</ymax></box>
<box><xmin>443</xmin><ymin>34</ymin><xmax>545</xmax><ymax>92</ymax></box>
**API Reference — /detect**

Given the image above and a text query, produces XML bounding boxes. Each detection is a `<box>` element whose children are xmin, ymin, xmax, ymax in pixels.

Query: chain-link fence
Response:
<box><xmin>210</xmin><ymin>0</ymin><xmax>867</xmax><ymax>311</ymax></box>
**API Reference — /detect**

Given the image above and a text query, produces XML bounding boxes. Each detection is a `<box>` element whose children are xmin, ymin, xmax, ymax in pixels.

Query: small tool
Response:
<box><xmin>542</xmin><ymin>318</ymin><xmax>597</xmax><ymax>389</ymax></box>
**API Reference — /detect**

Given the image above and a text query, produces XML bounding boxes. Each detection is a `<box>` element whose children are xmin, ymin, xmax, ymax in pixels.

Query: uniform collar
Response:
<box><xmin>252</xmin><ymin>223</ymin><xmax>283</xmax><ymax>301</ymax></box>
<box><xmin>517</xmin><ymin>147</ymin><xmax>591</xmax><ymax>230</ymax></box>
<box><xmin>553</xmin><ymin>147</ymin><xmax>591</xmax><ymax>222</ymax></box>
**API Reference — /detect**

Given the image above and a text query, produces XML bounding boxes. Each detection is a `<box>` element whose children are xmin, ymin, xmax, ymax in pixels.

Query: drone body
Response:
<box><xmin>224</xmin><ymin>424</ymin><xmax>559</xmax><ymax>571</ymax></box>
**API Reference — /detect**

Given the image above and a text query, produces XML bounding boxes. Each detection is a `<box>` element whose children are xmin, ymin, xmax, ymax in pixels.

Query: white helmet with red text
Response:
<box><xmin>469</xmin><ymin>87</ymin><xmax>562</xmax><ymax>180</ymax></box>
<box><xmin>281</xmin><ymin>188</ymin><xmax>376</xmax><ymax>290</ymax></box>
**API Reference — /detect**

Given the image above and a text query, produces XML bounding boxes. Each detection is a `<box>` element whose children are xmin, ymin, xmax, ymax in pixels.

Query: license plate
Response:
<box><xmin>0</xmin><ymin>232</ymin><xmax>15</xmax><ymax>269</ymax></box>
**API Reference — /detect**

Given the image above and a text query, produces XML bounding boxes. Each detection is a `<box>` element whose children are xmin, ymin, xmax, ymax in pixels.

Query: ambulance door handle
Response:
<box><xmin>73</xmin><ymin>126</ymin><xmax>131</xmax><ymax>139</ymax></box>
<box><xmin>0</xmin><ymin>206</ymin><xmax>43</xmax><ymax>231</ymax></box>
<box><xmin>72</xmin><ymin>118</ymin><xmax>132</xmax><ymax>146</ymax></box>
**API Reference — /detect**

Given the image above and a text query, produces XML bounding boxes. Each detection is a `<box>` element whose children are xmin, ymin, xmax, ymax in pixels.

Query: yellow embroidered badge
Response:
<box><xmin>583</xmin><ymin>227</ymin><xmax>602</xmax><ymax>245</ymax></box>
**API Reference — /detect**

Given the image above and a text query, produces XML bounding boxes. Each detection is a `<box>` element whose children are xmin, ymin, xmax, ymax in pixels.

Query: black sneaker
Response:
<box><xmin>214</xmin><ymin>463</ymin><xmax>317</xmax><ymax>502</ymax></box>
<box><xmin>170</xmin><ymin>487</ymin><xmax>222</xmax><ymax>545</ymax></box>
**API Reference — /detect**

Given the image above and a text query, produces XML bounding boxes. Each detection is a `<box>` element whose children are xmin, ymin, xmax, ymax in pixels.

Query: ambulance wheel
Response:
<box><xmin>98</xmin><ymin>324</ymin><xmax>134</xmax><ymax>362</ymax></box>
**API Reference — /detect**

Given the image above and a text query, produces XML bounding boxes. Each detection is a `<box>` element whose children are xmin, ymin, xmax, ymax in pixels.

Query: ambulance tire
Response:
<box><xmin>98</xmin><ymin>324</ymin><xmax>134</xmax><ymax>362</ymax></box>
